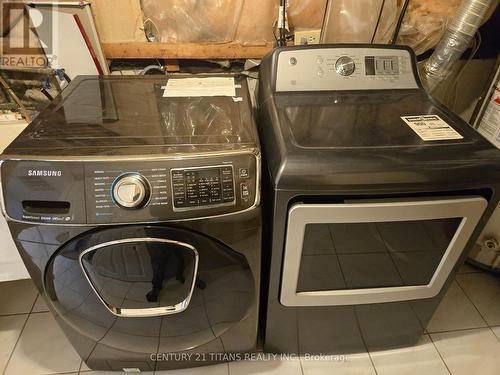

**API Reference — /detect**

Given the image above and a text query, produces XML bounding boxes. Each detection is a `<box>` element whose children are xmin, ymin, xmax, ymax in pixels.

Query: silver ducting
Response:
<box><xmin>421</xmin><ymin>0</ymin><xmax>496</xmax><ymax>91</ymax></box>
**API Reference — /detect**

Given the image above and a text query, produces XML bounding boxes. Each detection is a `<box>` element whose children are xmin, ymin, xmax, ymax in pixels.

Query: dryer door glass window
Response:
<box><xmin>81</xmin><ymin>239</ymin><xmax>198</xmax><ymax>317</ymax></box>
<box><xmin>280</xmin><ymin>197</ymin><xmax>487</xmax><ymax>307</ymax></box>
<box><xmin>297</xmin><ymin>219</ymin><xmax>460</xmax><ymax>292</ymax></box>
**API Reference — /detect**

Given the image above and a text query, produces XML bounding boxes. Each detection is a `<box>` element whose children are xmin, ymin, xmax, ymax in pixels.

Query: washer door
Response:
<box><xmin>80</xmin><ymin>237</ymin><xmax>198</xmax><ymax>317</ymax></box>
<box><xmin>44</xmin><ymin>225</ymin><xmax>255</xmax><ymax>354</ymax></box>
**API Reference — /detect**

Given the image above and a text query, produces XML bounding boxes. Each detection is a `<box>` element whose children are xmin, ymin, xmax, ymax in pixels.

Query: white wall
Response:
<box><xmin>0</xmin><ymin>117</ymin><xmax>29</xmax><ymax>281</ymax></box>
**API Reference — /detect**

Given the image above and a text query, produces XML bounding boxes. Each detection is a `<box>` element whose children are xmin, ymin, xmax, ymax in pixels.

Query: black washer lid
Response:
<box><xmin>4</xmin><ymin>75</ymin><xmax>257</xmax><ymax>156</ymax></box>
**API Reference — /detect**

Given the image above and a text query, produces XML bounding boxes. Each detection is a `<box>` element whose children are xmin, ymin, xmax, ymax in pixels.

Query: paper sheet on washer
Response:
<box><xmin>163</xmin><ymin>77</ymin><xmax>236</xmax><ymax>97</ymax></box>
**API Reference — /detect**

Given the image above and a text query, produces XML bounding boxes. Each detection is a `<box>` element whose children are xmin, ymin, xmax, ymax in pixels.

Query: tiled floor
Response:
<box><xmin>0</xmin><ymin>264</ymin><xmax>499</xmax><ymax>375</ymax></box>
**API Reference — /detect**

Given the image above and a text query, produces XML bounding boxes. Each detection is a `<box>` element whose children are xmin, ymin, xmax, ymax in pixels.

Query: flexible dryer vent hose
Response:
<box><xmin>421</xmin><ymin>0</ymin><xmax>496</xmax><ymax>91</ymax></box>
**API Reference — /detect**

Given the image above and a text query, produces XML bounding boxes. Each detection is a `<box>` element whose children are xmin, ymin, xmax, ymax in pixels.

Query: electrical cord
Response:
<box><xmin>282</xmin><ymin>0</ymin><xmax>286</xmax><ymax>45</ymax></box>
<box><xmin>275</xmin><ymin>0</ymin><xmax>287</xmax><ymax>47</ymax></box>
<box><xmin>63</xmin><ymin>72</ymin><xmax>71</xmax><ymax>83</ymax></box>
<box><xmin>272</xmin><ymin>20</ymin><xmax>279</xmax><ymax>44</ymax></box>
<box><xmin>41</xmin><ymin>88</ymin><xmax>54</xmax><ymax>101</ymax></box>
<box><xmin>371</xmin><ymin>0</ymin><xmax>386</xmax><ymax>43</ymax></box>
<box><xmin>391</xmin><ymin>0</ymin><xmax>410</xmax><ymax>44</ymax></box>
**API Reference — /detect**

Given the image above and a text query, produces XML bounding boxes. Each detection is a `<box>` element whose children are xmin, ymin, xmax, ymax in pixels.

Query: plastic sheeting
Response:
<box><xmin>320</xmin><ymin>0</ymin><xmax>462</xmax><ymax>54</ymax></box>
<box><xmin>237</xmin><ymin>0</ymin><xmax>327</xmax><ymax>44</ymax></box>
<box><xmin>397</xmin><ymin>0</ymin><xmax>461</xmax><ymax>55</ymax></box>
<box><xmin>141</xmin><ymin>0</ymin><xmax>244</xmax><ymax>43</ymax></box>
<box><xmin>141</xmin><ymin>0</ymin><xmax>327</xmax><ymax>45</ymax></box>
<box><xmin>322</xmin><ymin>0</ymin><xmax>398</xmax><ymax>43</ymax></box>
<box><xmin>160</xmin><ymin>97</ymin><xmax>237</xmax><ymax>138</ymax></box>
<box><xmin>138</xmin><ymin>0</ymin><xmax>474</xmax><ymax>55</ymax></box>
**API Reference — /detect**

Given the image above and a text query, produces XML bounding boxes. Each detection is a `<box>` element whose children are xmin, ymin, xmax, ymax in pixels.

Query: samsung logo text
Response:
<box><xmin>27</xmin><ymin>170</ymin><xmax>62</xmax><ymax>177</ymax></box>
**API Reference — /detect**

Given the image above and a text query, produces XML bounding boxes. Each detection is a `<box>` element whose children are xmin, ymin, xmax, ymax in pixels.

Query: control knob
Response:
<box><xmin>335</xmin><ymin>56</ymin><xmax>356</xmax><ymax>76</ymax></box>
<box><xmin>111</xmin><ymin>173</ymin><xmax>151</xmax><ymax>209</ymax></box>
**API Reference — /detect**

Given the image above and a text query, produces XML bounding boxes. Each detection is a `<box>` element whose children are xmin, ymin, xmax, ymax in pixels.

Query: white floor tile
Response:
<box><xmin>457</xmin><ymin>262</ymin><xmax>482</xmax><ymax>274</ymax></box>
<box><xmin>230</xmin><ymin>358</ymin><xmax>302</xmax><ymax>375</ymax></box>
<box><xmin>80</xmin><ymin>362</ymin><xmax>221</xmax><ymax>375</ymax></box>
<box><xmin>301</xmin><ymin>353</ymin><xmax>376</xmax><ymax>375</ymax></box>
<box><xmin>431</xmin><ymin>328</ymin><xmax>500</xmax><ymax>375</ymax></box>
<box><xmin>426</xmin><ymin>281</ymin><xmax>486</xmax><ymax>333</ymax></box>
<box><xmin>491</xmin><ymin>326</ymin><xmax>500</xmax><ymax>342</ymax></box>
<box><xmin>82</xmin><ymin>371</ymin><xmax>152</xmax><ymax>375</ymax></box>
<box><xmin>369</xmin><ymin>335</ymin><xmax>449</xmax><ymax>375</ymax></box>
<box><xmin>4</xmin><ymin>312</ymin><xmax>81</xmax><ymax>375</ymax></box>
<box><xmin>32</xmin><ymin>294</ymin><xmax>50</xmax><ymax>313</ymax></box>
<box><xmin>157</xmin><ymin>362</ymin><xmax>228</xmax><ymax>375</ymax></box>
<box><xmin>80</xmin><ymin>360</ymin><xmax>91</xmax><ymax>371</ymax></box>
<box><xmin>0</xmin><ymin>279</ymin><xmax>37</xmax><ymax>315</ymax></box>
<box><xmin>0</xmin><ymin>314</ymin><xmax>28</xmax><ymax>373</ymax></box>
<box><xmin>456</xmin><ymin>273</ymin><xmax>500</xmax><ymax>326</ymax></box>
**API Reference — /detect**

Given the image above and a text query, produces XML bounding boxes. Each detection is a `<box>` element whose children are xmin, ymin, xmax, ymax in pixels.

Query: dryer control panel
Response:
<box><xmin>275</xmin><ymin>46</ymin><xmax>419</xmax><ymax>92</ymax></box>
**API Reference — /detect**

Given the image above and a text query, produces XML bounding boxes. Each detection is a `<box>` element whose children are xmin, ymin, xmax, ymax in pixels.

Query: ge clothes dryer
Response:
<box><xmin>257</xmin><ymin>45</ymin><xmax>500</xmax><ymax>355</ymax></box>
<box><xmin>1</xmin><ymin>75</ymin><xmax>261</xmax><ymax>371</ymax></box>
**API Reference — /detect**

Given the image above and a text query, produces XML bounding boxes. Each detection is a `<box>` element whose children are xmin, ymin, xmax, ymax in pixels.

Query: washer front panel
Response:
<box><xmin>0</xmin><ymin>151</ymin><xmax>260</xmax><ymax>225</ymax></box>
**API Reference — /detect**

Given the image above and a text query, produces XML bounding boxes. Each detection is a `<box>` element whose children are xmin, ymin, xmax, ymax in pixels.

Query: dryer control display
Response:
<box><xmin>365</xmin><ymin>56</ymin><xmax>399</xmax><ymax>75</ymax></box>
<box><xmin>171</xmin><ymin>166</ymin><xmax>235</xmax><ymax>210</ymax></box>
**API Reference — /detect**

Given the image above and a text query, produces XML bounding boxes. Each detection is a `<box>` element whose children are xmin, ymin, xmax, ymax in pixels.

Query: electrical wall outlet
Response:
<box><xmin>294</xmin><ymin>28</ymin><xmax>322</xmax><ymax>45</ymax></box>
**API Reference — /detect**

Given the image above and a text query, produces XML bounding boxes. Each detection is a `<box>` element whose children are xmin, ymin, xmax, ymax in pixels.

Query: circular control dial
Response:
<box><xmin>335</xmin><ymin>56</ymin><xmax>356</xmax><ymax>76</ymax></box>
<box><xmin>112</xmin><ymin>173</ymin><xmax>151</xmax><ymax>209</ymax></box>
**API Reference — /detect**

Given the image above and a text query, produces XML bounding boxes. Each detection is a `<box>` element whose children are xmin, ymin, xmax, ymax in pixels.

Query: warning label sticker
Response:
<box><xmin>401</xmin><ymin>115</ymin><xmax>463</xmax><ymax>141</ymax></box>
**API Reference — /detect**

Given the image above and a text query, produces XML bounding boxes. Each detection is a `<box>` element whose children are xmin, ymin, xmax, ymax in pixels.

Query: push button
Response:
<box><xmin>239</xmin><ymin>168</ymin><xmax>249</xmax><ymax>178</ymax></box>
<box><xmin>174</xmin><ymin>197</ymin><xmax>186</xmax><ymax>207</ymax></box>
<box><xmin>241</xmin><ymin>183</ymin><xmax>250</xmax><ymax>199</ymax></box>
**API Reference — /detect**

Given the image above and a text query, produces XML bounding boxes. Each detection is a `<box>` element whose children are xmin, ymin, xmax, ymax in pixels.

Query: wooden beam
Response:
<box><xmin>102</xmin><ymin>42</ymin><xmax>274</xmax><ymax>60</ymax></box>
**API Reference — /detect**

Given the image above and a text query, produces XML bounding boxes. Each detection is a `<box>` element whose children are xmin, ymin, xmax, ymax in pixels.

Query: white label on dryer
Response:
<box><xmin>401</xmin><ymin>115</ymin><xmax>463</xmax><ymax>141</ymax></box>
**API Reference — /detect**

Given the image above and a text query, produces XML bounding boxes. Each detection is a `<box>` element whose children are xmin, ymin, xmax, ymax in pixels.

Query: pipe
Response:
<box><xmin>421</xmin><ymin>0</ymin><xmax>495</xmax><ymax>92</ymax></box>
<box><xmin>0</xmin><ymin>65</ymin><xmax>56</xmax><ymax>75</ymax></box>
<box><xmin>0</xmin><ymin>75</ymin><xmax>32</xmax><ymax>122</ymax></box>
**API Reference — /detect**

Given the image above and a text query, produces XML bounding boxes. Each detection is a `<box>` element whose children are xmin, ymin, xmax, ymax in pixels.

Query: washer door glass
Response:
<box><xmin>80</xmin><ymin>238</ymin><xmax>198</xmax><ymax>317</ymax></box>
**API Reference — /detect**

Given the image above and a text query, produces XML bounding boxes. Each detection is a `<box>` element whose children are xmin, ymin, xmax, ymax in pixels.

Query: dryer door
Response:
<box><xmin>280</xmin><ymin>197</ymin><xmax>487</xmax><ymax>306</ymax></box>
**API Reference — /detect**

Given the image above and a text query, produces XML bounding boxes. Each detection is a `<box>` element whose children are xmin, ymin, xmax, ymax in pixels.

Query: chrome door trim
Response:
<box><xmin>79</xmin><ymin>237</ymin><xmax>199</xmax><ymax>317</ymax></box>
<box><xmin>280</xmin><ymin>197</ymin><xmax>487</xmax><ymax>307</ymax></box>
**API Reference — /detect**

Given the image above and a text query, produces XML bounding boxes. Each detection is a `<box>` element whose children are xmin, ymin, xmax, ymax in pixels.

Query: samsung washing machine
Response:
<box><xmin>1</xmin><ymin>75</ymin><xmax>261</xmax><ymax>371</ymax></box>
<box><xmin>257</xmin><ymin>45</ymin><xmax>500</xmax><ymax>354</ymax></box>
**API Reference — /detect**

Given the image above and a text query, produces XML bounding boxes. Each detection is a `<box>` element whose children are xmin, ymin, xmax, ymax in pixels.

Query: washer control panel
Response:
<box><xmin>1</xmin><ymin>153</ymin><xmax>258</xmax><ymax>224</ymax></box>
<box><xmin>83</xmin><ymin>153</ymin><xmax>257</xmax><ymax>224</ymax></box>
<box><xmin>171</xmin><ymin>166</ymin><xmax>235</xmax><ymax>211</ymax></box>
<box><xmin>275</xmin><ymin>47</ymin><xmax>419</xmax><ymax>92</ymax></box>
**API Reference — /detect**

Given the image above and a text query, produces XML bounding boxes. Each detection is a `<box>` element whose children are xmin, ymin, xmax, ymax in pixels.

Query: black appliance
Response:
<box><xmin>1</xmin><ymin>75</ymin><xmax>261</xmax><ymax>371</ymax></box>
<box><xmin>257</xmin><ymin>45</ymin><xmax>500</xmax><ymax>355</ymax></box>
